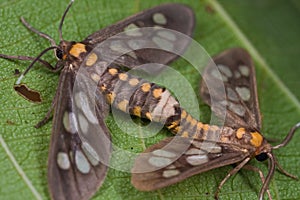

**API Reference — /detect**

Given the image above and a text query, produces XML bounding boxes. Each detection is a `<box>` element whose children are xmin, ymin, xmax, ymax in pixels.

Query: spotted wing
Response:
<box><xmin>83</xmin><ymin>3</ymin><xmax>195</xmax><ymax>73</ymax></box>
<box><xmin>48</xmin><ymin>68</ymin><xmax>111</xmax><ymax>200</ymax></box>
<box><xmin>200</xmin><ymin>48</ymin><xmax>261</xmax><ymax>130</ymax></box>
<box><xmin>131</xmin><ymin>136</ymin><xmax>249</xmax><ymax>191</ymax></box>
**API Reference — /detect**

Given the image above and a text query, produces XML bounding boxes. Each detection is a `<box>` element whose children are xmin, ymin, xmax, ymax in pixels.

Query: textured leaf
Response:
<box><xmin>0</xmin><ymin>0</ymin><xmax>299</xmax><ymax>200</ymax></box>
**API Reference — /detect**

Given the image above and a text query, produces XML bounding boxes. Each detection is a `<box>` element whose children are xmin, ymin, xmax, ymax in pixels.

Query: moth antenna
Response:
<box><xmin>15</xmin><ymin>1</ymin><xmax>75</xmax><ymax>85</ymax></box>
<box><xmin>20</xmin><ymin>17</ymin><xmax>56</xmax><ymax>47</ymax></box>
<box><xmin>259</xmin><ymin>152</ymin><xmax>275</xmax><ymax>200</ymax></box>
<box><xmin>16</xmin><ymin>46</ymin><xmax>58</xmax><ymax>85</ymax></box>
<box><xmin>272</xmin><ymin>122</ymin><xmax>300</xmax><ymax>149</ymax></box>
<box><xmin>59</xmin><ymin>0</ymin><xmax>75</xmax><ymax>41</ymax></box>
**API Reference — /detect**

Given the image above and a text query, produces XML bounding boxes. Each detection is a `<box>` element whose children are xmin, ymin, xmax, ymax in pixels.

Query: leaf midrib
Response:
<box><xmin>208</xmin><ymin>0</ymin><xmax>300</xmax><ymax>113</ymax></box>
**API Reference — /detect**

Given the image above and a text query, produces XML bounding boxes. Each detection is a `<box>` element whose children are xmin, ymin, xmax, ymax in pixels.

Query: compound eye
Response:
<box><xmin>255</xmin><ymin>153</ymin><xmax>268</xmax><ymax>162</ymax></box>
<box><xmin>56</xmin><ymin>48</ymin><xmax>63</xmax><ymax>60</ymax></box>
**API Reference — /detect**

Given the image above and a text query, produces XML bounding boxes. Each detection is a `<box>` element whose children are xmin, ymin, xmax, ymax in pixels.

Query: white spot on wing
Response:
<box><xmin>163</xmin><ymin>169</ymin><xmax>180</xmax><ymax>178</ymax></box>
<box><xmin>63</xmin><ymin>112</ymin><xmax>78</xmax><ymax>134</ymax></box>
<box><xmin>192</xmin><ymin>141</ymin><xmax>222</xmax><ymax>153</ymax></box>
<box><xmin>153</xmin><ymin>13</ymin><xmax>167</xmax><ymax>25</ymax></box>
<box><xmin>157</xmin><ymin>31</ymin><xmax>176</xmax><ymax>41</ymax></box>
<box><xmin>75</xmin><ymin>150</ymin><xmax>91</xmax><ymax>174</ymax></box>
<box><xmin>110</xmin><ymin>41</ymin><xmax>131</xmax><ymax>54</ymax></box>
<box><xmin>204</xmin><ymin>145</ymin><xmax>222</xmax><ymax>153</ymax></box>
<box><xmin>125</xmin><ymin>23</ymin><xmax>138</xmax><ymax>30</ymax></box>
<box><xmin>75</xmin><ymin>92</ymin><xmax>98</xmax><ymax>124</ymax></box>
<box><xmin>186</xmin><ymin>155</ymin><xmax>209</xmax><ymax>166</ymax></box>
<box><xmin>166</xmin><ymin>165</ymin><xmax>176</xmax><ymax>169</ymax></box>
<box><xmin>234</xmin><ymin>71</ymin><xmax>241</xmax><ymax>78</ymax></box>
<box><xmin>148</xmin><ymin>156</ymin><xmax>172</xmax><ymax>167</ymax></box>
<box><xmin>228</xmin><ymin>102</ymin><xmax>246</xmax><ymax>116</ymax></box>
<box><xmin>218</xmin><ymin>64</ymin><xmax>232</xmax><ymax>77</ymax></box>
<box><xmin>78</xmin><ymin>114</ymin><xmax>89</xmax><ymax>134</ymax></box>
<box><xmin>227</xmin><ymin>87</ymin><xmax>239</xmax><ymax>101</ymax></box>
<box><xmin>57</xmin><ymin>152</ymin><xmax>70</xmax><ymax>170</ymax></box>
<box><xmin>124</xmin><ymin>23</ymin><xmax>142</xmax><ymax>36</ymax></box>
<box><xmin>128</xmin><ymin>39</ymin><xmax>148</xmax><ymax>50</ymax></box>
<box><xmin>81</xmin><ymin>141</ymin><xmax>100</xmax><ymax>166</ymax></box>
<box><xmin>211</xmin><ymin>69</ymin><xmax>228</xmax><ymax>82</ymax></box>
<box><xmin>185</xmin><ymin>148</ymin><xmax>205</xmax><ymax>155</ymax></box>
<box><xmin>236</xmin><ymin>87</ymin><xmax>250</xmax><ymax>101</ymax></box>
<box><xmin>152</xmin><ymin>149</ymin><xmax>176</xmax><ymax>158</ymax></box>
<box><xmin>152</xmin><ymin>36</ymin><xmax>174</xmax><ymax>51</ymax></box>
<box><xmin>239</xmin><ymin>65</ymin><xmax>250</xmax><ymax>77</ymax></box>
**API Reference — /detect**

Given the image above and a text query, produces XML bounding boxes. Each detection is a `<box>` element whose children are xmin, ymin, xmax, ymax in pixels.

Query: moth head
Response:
<box><xmin>257</xmin><ymin>123</ymin><xmax>300</xmax><ymax>199</ymax></box>
<box><xmin>254</xmin><ymin>139</ymin><xmax>271</xmax><ymax>162</ymax></box>
<box><xmin>56</xmin><ymin>40</ymin><xmax>77</xmax><ymax>61</ymax></box>
<box><xmin>255</xmin><ymin>152</ymin><xmax>268</xmax><ymax>162</ymax></box>
<box><xmin>9</xmin><ymin>0</ymin><xmax>75</xmax><ymax>87</ymax></box>
<box><xmin>55</xmin><ymin>48</ymin><xmax>64</xmax><ymax>60</ymax></box>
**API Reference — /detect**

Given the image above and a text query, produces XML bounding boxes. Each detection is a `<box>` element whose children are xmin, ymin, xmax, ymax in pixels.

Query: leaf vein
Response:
<box><xmin>0</xmin><ymin>135</ymin><xmax>42</xmax><ymax>200</ymax></box>
<box><xmin>208</xmin><ymin>0</ymin><xmax>300</xmax><ymax>113</ymax></box>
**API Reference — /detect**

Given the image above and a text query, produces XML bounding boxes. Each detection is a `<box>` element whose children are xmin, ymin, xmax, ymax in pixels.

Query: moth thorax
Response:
<box><xmin>235</xmin><ymin>127</ymin><xmax>266</xmax><ymax>148</ymax></box>
<box><xmin>68</xmin><ymin>43</ymin><xmax>87</xmax><ymax>59</ymax></box>
<box><xmin>59</xmin><ymin>40</ymin><xmax>88</xmax><ymax>61</ymax></box>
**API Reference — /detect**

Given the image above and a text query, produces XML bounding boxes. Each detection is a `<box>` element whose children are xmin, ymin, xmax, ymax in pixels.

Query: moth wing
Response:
<box><xmin>48</xmin><ymin>69</ymin><xmax>111</xmax><ymax>200</ymax></box>
<box><xmin>83</xmin><ymin>3</ymin><xmax>195</xmax><ymax>74</ymax></box>
<box><xmin>131</xmin><ymin>136</ymin><xmax>249</xmax><ymax>191</ymax></box>
<box><xmin>200</xmin><ymin>48</ymin><xmax>261</xmax><ymax>130</ymax></box>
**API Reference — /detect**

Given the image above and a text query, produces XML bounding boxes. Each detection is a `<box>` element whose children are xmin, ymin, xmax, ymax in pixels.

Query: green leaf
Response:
<box><xmin>218</xmin><ymin>0</ymin><xmax>300</xmax><ymax>102</ymax></box>
<box><xmin>0</xmin><ymin>0</ymin><xmax>299</xmax><ymax>200</ymax></box>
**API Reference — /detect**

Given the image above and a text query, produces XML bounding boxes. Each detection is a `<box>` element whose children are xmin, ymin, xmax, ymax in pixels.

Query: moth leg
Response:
<box><xmin>243</xmin><ymin>165</ymin><xmax>272</xmax><ymax>200</ymax></box>
<box><xmin>214</xmin><ymin>157</ymin><xmax>250</xmax><ymax>200</ymax></box>
<box><xmin>35</xmin><ymin>98</ymin><xmax>57</xmax><ymax>128</ymax></box>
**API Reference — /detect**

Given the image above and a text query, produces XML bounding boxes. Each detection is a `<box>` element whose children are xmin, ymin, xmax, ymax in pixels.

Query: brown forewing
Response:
<box><xmin>200</xmin><ymin>48</ymin><xmax>261</xmax><ymax>130</ymax></box>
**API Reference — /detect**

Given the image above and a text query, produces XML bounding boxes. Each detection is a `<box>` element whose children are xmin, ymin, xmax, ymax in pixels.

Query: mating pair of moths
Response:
<box><xmin>1</xmin><ymin>1</ymin><xmax>299</xmax><ymax>200</ymax></box>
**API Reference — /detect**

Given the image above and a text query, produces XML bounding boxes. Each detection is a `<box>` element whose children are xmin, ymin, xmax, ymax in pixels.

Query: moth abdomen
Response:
<box><xmin>165</xmin><ymin>108</ymin><xmax>222</xmax><ymax>139</ymax></box>
<box><xmin>92</xmin><ymin>64</ymin><xmax>180</xmax><ymax>123</ymax></box>
<box><xmin>96</xmin><ymin>65</ymin><xmax>225</xmax><ymax>141</ymax></box>
<box><xmin>94</xmin><ymin>63</ymin><xmax>267</xmax><ymax>155</ymax></box>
